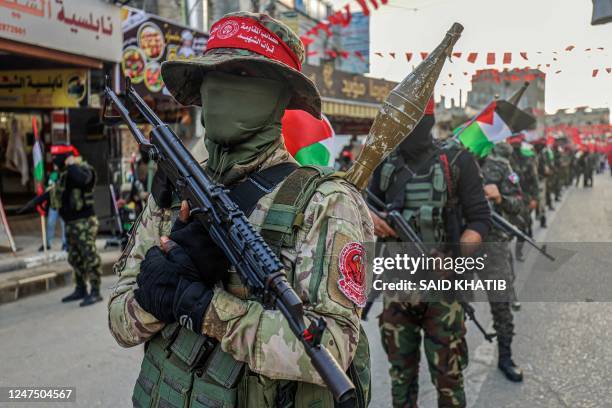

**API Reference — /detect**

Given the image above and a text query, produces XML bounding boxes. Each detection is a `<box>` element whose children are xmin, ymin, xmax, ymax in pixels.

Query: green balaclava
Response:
<box><xmin>201</xmin><ymin>71</ymin><xmax>291</xmax><ymax>179</ymax></box>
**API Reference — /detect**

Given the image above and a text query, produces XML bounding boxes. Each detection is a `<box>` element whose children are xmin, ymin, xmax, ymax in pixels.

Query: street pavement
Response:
<box><xmin>0</xmin><ymin>172</ymin><xmax>611</xmax><ymax>407</ymax></box>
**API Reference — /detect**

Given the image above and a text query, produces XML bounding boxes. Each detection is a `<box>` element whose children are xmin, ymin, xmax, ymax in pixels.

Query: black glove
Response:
<box><xmin>134</xmin><ymin>245</ymin><xmax>194</xmax><ymax>323</ymax></box>
<box><xmin>151</xmin><ymin>169</ymin><xmax>174</xmax><ymax>209</ymax></box>
<box><xmin>173</xmin><ymin>277</ymin><xmax>213</xmax><ymax>332</ymax></box>
<box><xmin>169</xmin><ymin>217</ymin><xmax>231</xmax><ymax>287</ymax></box>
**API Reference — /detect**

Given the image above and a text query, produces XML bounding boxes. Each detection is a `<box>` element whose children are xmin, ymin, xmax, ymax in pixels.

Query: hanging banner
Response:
<box><xmin>0</xmin><ymin>69</ymin><xmax>88</xmax><ymax>108</ymax></box>
<box><xmin>0</xmin><ymin>0</ymin><xmax>122</xmax><ymax>62</ymax></box>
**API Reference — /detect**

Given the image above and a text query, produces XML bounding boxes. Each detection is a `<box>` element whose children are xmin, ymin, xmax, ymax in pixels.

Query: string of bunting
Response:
<box><xmin>299</xmin><ymin>0</ymin><xmax>391</xmax><ymax>47</ymax></box>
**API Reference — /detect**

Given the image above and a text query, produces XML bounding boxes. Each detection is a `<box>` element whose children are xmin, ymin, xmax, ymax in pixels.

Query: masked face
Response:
<box><xmin>52</xmin><ymin>154</ymin><xmax>68</xmax><ymax>170</ymax></box>
<box><xmin>398</xmin><ymin>114</ymin><xmax>435</xmax><ymax>161</ymax></box>
<box><xmin>200</xmin><ymin>71</ymin><xmax>290</xmax><ymax>146</ymax></box>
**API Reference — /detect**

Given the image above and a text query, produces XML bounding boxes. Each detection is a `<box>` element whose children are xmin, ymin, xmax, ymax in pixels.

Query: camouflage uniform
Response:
<box><xmin>380</xmin><ymin>300</ymin><xmax>467</xmax><ymax>407</ymax></box>
<box><xmin>480</xmin><ymin>143</ymin><xmax>523</xmax><ymax>372</ymax></box>
<box><xmin>510</xmin><ymin>148</ymin><xmax>539</xmax><ymax>256</ymax></box>
<box><xmin>108</xmin><ymin>13</ymin><xmax>379</xmax><ymax>406</ymax></box>
<box><xmin>371</xmin><ymin>139</ymin><xmax>487</xmax><ymax>408</ymax></box>
<box><xmin>65</xmin><ymin>217</ymin><xmax>101</xmax><ymax>291</ymax></box>
<box><xmin>108</xmin><ymin>135</ymin><xmax>374</xmax><ymax>405</ymax></box>
<box><xmin>540</xmin><ymin>146</ymin><xmax>555</xmax><ymax>209</ymax></box>
<box><xmin>51</xmin><ymin>157</ymin><xmax>101</xmax><ymax>294</ymax></box>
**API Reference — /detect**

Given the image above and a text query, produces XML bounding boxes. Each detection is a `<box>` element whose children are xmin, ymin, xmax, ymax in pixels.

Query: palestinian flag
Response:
<box><xmin>31</xmin><ymin>118</ymin><xmax>45</xmax><ymax>216</ymax></box>
<box><xmin>520</xmin><ymin>142</ymin><xmax>536</xmax><ymax>157</ymax></box>
<box><xmin>282</xmin><ymin>110</ymin><xmax>334</xmax><ymax>166</ymax></box>
<box><xmin>456</xmin><ymin>100</ymin><xmax>536</xmax><ymax>157</ymax></box>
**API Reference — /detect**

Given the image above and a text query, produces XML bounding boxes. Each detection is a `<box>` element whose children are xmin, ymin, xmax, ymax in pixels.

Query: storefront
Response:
<box><xmin>0</xmin><ymin>0</ymin><xmax>122</xmax><ymax>228</ymax></box>
<box><xmin>116</xmin><ymin>8</ymin><xmax>209</xmax><ymax>195</ymax></box>
<box><xmin>302</xmin><ymin>62</ymin><xmax>396</xmax><ymax>159</ymax></box>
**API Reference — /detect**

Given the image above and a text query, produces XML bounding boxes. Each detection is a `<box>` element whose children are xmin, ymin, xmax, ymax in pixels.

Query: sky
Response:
<box><xmin>330</xmin><ymin>0</ymin><xmax>612</xmax><ymax>115</ymax></box>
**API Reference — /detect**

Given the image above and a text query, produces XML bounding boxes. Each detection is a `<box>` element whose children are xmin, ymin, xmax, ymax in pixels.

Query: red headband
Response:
<box><xmin>51</xmin><ymin>144</ymin><xmax>79</xmax><ymax>156</ymax></box>
<box><xmin>206</xmin><ymin>16</ymin><xmax>302</xmax><ymax>72</ymax></box>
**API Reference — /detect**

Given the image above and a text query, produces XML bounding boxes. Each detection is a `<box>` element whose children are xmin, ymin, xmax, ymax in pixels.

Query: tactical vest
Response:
<box><xmin>50</xmin><ymin>162</ymin><xmax>96</xmax><ymax>212</ymax></box>
<box><xmin>378</xmin><ymin>147</ymin><xmax>461</xmax><ymax>244</ymax></box>
<box><xmin>134</xmin><ymin>165</ymin><xmax>371</xmax><ymax>408</ymax></box>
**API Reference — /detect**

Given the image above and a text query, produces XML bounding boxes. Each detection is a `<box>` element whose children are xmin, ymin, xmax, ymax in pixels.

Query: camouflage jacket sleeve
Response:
<box><xmin>201</xmin><ymin>178</ymin><xmax>374</xmax><ymax>386</ymax></box>
<box><xmin>107</xmin><ymin>195</ymin><xmax>174</xmax><ymax>347</ymax></box>
<box><xmin>482</xmin><ymin>157</ymin><xmax>523</xmax><ymax>216</ymax></box>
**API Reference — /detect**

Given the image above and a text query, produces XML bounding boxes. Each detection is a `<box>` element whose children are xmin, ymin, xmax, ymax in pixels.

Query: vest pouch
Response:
<box><xmin>133</xmin><ymin>352</ymin><xmax>162</xmax><ymax>408</ymax></box>
<box><xmin>169</xmin><ymin>327</ymin><xmax>215</xmax><ymax>369</ymax></box>
<box><xmin>190</xmin><ymin>345</ymin><xmax>243</xmax><ymax>408</ymax></box>
<box><xmin>71</xmin><ymin>189</ymin><xmax>84</xmax><ymax>212</ymax></box>
<box><xmin>238</xmin><ymin>373</ymin><xmax>279</xmax><ymax>408</ymax></box>
<box><xmin>379</xmin><ymin>162</ymin><xmax>396</xmax><ymax>192</ymax></box>
<box><xmin>157</xmin><ymin>356</ymin><xmax>194</xmax><ymax>408</ymax></box>
<box><xmin>432</xmin><ymin>163</ymin><xmax>446</xmax><ymax>193</ymax></box>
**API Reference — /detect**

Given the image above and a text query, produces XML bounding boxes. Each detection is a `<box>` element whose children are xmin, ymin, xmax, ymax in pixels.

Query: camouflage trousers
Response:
<box><xmin>379</xmin><ymin>300</ymin><xmax>467</xmax><ymax>408</ymax></box>
<box><xmin>479</xmin><ymin>241</ymin><xmax>516</xmax><ymax>352</ymax></box>
<box><xmin>65</xmin><ymin>216</ymin><xmax>101</xmax><ymax>291</ymax></box>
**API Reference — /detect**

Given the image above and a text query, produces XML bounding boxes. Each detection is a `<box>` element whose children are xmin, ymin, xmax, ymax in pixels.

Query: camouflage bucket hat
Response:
<box><xmin>161</xmin><ymin>12</ymin><xmax>321</xmax><ymax>118</ymax></box>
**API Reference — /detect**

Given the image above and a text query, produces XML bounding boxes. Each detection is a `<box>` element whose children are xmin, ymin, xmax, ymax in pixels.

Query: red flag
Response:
<box><xmin>343</xmin><ymin>5</ymin><xmax>352</xmax><ymax>26</ymax></box>
<box><xmin>405</xmin><ymin>52</ymin><xmax>413</xmax><ymax>62</ymax></box>
<box><xmin>307</xmin><ymin>50</ymin><xmax>318</xmax><ymax>57</ymax></box>
<box><xmin>520</xmin><ymin>52</ymin><xmax>528</xmax><ymax>60</ymax></box>
<box><xmin>565</xmin><ymin>45</ymin><xmax>575</xmax><ymax>51</ymax></box>
<box><xmin>369</xmin><ymin>0</ymin><xmax>379</xmax><ymax>9</ymax></box>
<box><xmin>318</xmin><ymin>22</ymin><xmax>332</xmax><ymax>36</ymax></box>
<box><xmin>325</xmin><ymin>50</ymin><xmax>337</xmax><ymax>58</ymax></box>
<box><xmin>339</xmin><ymin>50</ymin><xmax>350</xmax><ymax>59</ymax></box>
<box><xmin>467</xmin><ymin>52</ymin><xmax>478</xmax><ymax>63</ymax></box>
<box><xmin>606</xmin><ymin>68</ymin><xmax>611</xmax><ymax>74</ymax></box>
<box><xmin>300</xmin><ymin>36</ymin><xmax>314</xmax><ymax>46</ymax></box>
<box><xmin>355</xmin><ymin>0</ymin><xmax>370</xmax><ymax>15</ymax></box>
<box><xmin>452</xmin><ymin>52</ymin><xmax>462</xmax><ymax>58</ymax></box>
<box><xmin>592</xmin><ymin>69</ymin><xmax>599</xmax><ymax>77</ymax></box>
<box><xmin>487</xmin><ymin>52</ymin><xmax>495</xmax><ymax>65</ymax></box>
<box><xmin>380</xmin><ymin>0</ymin><xmax>388</xmax><ymax>4</ymax></box>
<box><xmin>375</xmin><ymin>52</ymin><xmax>383</xmax><ymax>57</ymax></box>
<box><xmin>420</xmin><ymin>52</ymin><xmax>429</xmax><ymax>60</ymax></box>
<box><xmin>503</xmin><ymin>52</ymin><xmax>512</xmax><ymax>64</ymax></box>
<box><xmin>354</xmin><ymin>51</ymin><xmax>365</xmax><ymax>61</ymax></box>
<box><xmin>389</xmin><ymin>52</ymin><xmax>396</xmax><ymax>59</ymax></box>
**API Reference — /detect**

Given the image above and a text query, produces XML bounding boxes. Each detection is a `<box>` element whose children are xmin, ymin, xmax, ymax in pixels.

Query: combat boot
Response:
<box><xmin>80</xmin><ymin>288</ymin><xmax>103</xmax><ymax>307</ymax></box>
<box><xmin>61</xmin><ymin>286</ymin><xmax>87</xmax><ymax>302</ymax></box>
<box><xmin>498</xmin><ymin>340</ymin><xmax>523</xmax><ymax>382</ymax></box>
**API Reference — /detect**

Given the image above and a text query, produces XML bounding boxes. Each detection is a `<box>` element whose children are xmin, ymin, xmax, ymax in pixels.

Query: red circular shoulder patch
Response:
<box><xmin>338</xmin><ymin>242</ymin><xmax>367</xmax><ymax>307</ymax></box>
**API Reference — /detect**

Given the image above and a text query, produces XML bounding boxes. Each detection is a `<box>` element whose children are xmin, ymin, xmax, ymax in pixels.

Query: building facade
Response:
<box><xmin>0</xmin><ymin>0</ymin><xmax>122</xmax><ymax>224</ymax></box>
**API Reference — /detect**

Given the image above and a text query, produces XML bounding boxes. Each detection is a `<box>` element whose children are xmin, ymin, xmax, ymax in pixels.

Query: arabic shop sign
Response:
<box><xmin>0</xmin><ymin>0</ymin><xmax>122</xmax><ymax>62</ymax></box>
<box><xmin>303</xmin><ymin>63</ymin><xmax>396</xmax><ymax>105</ymax></box>
<box><xmin>121</xmin><ymin>8</ymin><xmax>208</xmax><ymax>99</ymax></box>
<box><xmin>0</xmin><ymin>69</ymin><xmax>88</xmax><ymax>108</ymax></box>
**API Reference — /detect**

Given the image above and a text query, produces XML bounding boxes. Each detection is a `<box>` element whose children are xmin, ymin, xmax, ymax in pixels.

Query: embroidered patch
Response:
<box><xmin>508</xmin><ymin>172</ymin><xmax>520</xmax><ymax>185</ymax></box>
<box><xmin>337</xmin><ymin>242</ymin><xmax>367</xmax><ymax>307</ymax></box>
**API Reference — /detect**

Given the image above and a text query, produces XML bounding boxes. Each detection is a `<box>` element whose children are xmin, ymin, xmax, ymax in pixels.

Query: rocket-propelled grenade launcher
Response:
<box><xmin>344</xmin><ymin>23</ymin><xmax>464</xmax><ymax>191</ymax></box>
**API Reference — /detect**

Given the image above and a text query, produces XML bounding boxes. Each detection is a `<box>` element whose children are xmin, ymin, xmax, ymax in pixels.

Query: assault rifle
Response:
<box><xmin>364</xmin><ymin>190</ymin><xmax>496</xmax><ymax>342</ymax></box>
<box><xmin>17</xmin><ymin>190</ymin><xmax>50</xmax><ymax>214</ymax></box>
<box><xmin>490</xmin><ymin>206</ymin><xmax>555</xmax><ymax>262</ymax></box>
<box><xmin>103</xmin><ymin>79</ymin><xmax>354</xmax><ymax>403</ymax></box>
